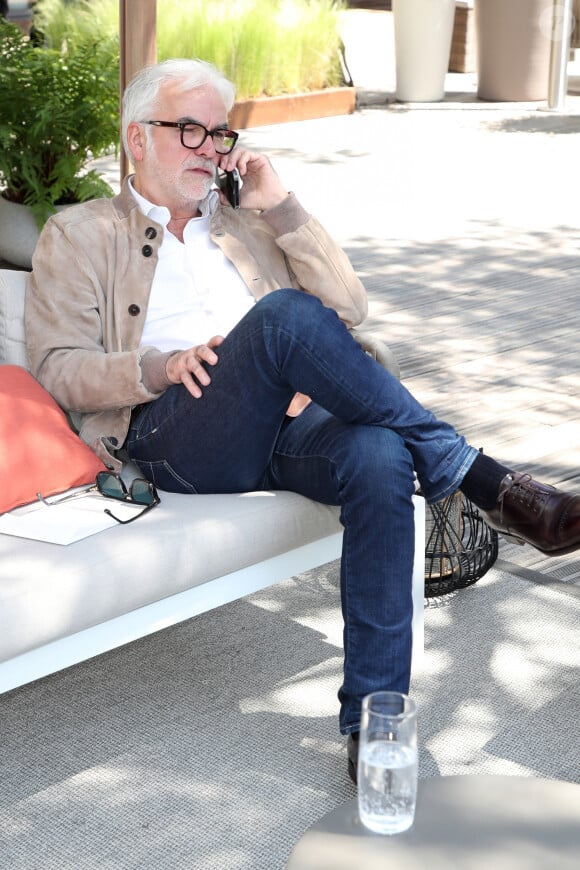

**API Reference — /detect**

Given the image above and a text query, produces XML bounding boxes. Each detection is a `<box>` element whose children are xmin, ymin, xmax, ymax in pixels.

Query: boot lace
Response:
<box><xmin>497</xmin><ymin>473</ymin><xmax>550</xmax><ymax>525</ymax></box>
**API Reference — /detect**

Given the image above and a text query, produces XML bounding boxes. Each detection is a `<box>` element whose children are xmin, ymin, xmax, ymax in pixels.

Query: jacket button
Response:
<box><xmin>145</xmin><ymin>227</ymin><xmax>157</xmax><ymax>240</ymax></box>
<box><xmin>142</xmin><ymin>244</ymin><xmax>153</xmax><ymax>257</ymax></box>
<box><xmin>109</xmin><ymin>436</ymin><xmax>119</xmax><ymax>447</ymax></box>
<box><xmin>128</xmin><ymin>304</ymin><xmax>140</xmax><ymax>316</ymax></box>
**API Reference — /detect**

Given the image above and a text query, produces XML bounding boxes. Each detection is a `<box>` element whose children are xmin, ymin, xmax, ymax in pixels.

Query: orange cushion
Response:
<box><xmin>0</xmin><ymin>365</ymin><xmax>106</xmax><ymax>514</ymax></box>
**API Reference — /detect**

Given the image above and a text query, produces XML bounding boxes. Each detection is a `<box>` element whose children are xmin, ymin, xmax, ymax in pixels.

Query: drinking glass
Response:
<box><xmin>357</xmin><ymin>691</ymin><xmax>418</xmax><ymax>835</ymax></box>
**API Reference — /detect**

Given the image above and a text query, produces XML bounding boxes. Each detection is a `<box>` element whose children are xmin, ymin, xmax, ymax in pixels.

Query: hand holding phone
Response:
<box><xmin>218</xmin><ymin>168</ymin><xmax>241</xmax><ymax>209</ymax></box>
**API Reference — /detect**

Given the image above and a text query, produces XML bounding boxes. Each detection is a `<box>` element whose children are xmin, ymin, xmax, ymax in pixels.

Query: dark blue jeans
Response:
<box><xmin>127</xmin><ymin>289</ymin><xmax>477</xmax><ymax>732</ymax></box>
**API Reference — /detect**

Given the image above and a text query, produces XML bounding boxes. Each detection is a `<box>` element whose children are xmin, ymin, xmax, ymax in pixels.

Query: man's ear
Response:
<box><xmin>127</xmin><ymin>122</ymin><xmax>146</xmax><ymax>163</ymax></box>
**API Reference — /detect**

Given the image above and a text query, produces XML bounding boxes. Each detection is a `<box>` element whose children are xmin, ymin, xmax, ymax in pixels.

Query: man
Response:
<box><xmin>25</xmin><ymin>59</ymin><xmax>580</xmax><ymax>783</ymax></box>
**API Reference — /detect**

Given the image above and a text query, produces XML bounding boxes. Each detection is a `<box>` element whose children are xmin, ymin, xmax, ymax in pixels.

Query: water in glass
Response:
<box><xmin>358</xmin><ymin>740</ymin><xmax>418</xmax><ymax>835</ymax></box>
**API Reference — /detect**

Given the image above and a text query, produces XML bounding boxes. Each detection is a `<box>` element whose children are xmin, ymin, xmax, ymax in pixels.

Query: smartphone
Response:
<box><xmin>218</xmin><ymin>168</ymin><xmax>240</xmax><ymax>209</ymax></box>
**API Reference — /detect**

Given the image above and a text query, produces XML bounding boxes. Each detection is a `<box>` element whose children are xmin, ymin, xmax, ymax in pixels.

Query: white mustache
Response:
<box><xmin>183</xmin><ymin>159</ymin><xmax>215</xmax><ymax>174</ymax></box>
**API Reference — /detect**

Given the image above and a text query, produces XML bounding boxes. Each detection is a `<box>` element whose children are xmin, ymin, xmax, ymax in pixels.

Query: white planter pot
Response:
<box><xmin>0</xmin><ymin>195</ymin><xmax>72</xmax><ymax>269</ymax></box>
<box><xmin>393</xmin><ymin>0</ymin><xmax>456</xmax><ymax>102</ymax></box>
<box><xmin>0</xmin><ymin>195</ymin><xmax>42</xmax><ymax>269</ymax></box>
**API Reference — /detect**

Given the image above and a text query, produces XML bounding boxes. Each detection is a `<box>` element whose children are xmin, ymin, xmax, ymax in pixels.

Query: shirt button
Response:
<box><xmin>214</xmin><ymin>230</ymin><xmax>225</xmax><ymax>237</ymax></box>
<box><xmin>145</xmin><ymin>227</ymin><xmax>157</xmax><ymax>239</ymax></box>
<box><xmin>142</xmin><ymin>244</ymin><xmax>153</xmax><ymax>257</ymax></box>
<box><xmin>128</xmin><ymin>304</ymin><xmax>140</xmax><ymax>316</ymax></box>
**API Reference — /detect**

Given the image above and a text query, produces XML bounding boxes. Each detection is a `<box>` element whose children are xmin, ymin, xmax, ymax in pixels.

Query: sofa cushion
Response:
<box><xmin>0</xmin><ymin>488</ymin><xmax>342</xmax><ymax>663</ymax></box>
<box><xmin>0</xmin><ymin>269</ymin><xmax>28</xmax><ymax>368</ymax></box>
<box><xmin>0</xmin><ymin>365</ymin><xmax>106</xmax><ymax>514</ymax></box>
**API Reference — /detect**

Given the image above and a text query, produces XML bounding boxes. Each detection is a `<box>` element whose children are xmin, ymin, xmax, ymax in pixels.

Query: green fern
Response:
<box><xmin>0</xmin><ymin>20</ymin><xmax>119</xmax><ymax>227</ymax></box>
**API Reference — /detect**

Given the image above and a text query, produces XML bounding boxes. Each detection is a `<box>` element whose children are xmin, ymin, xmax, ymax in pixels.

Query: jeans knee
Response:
<box><xmin>341</xmin><ymin>427</ymin><xmax>415</xmax><ymax>499</ymax></box>
<box><xmin>254</xmin><ymin>287</ymin><xmax>325</xmax><ymax>324</ymax></box>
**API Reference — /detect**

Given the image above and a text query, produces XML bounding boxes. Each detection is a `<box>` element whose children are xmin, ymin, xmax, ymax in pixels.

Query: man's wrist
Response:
<box><xmin>140</xmin><ymin>349</ymin><xmax>182</xmax><ymax>393</ymax></box>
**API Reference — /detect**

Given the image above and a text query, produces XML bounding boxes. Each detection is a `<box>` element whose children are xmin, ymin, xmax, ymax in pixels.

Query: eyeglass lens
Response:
<box><xmin>130</xmin><ymin>479</ymin><xmax>156</xmax><ymax>505</ymax></box>
<box><xmin>96</xmin><ymin>472</ymin><xmax>156</xmax><ymax>505</ymax></box>
<box><xmin>182</xmin><ymin>124</ymin><xmax>237</xmax><ymax>153</ymax></box>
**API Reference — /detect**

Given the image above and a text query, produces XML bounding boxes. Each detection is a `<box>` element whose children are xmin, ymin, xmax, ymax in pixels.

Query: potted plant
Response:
<box><xmin>0</xmin><ymin>18</ymin><xmax>119</xmax><ymax>267</ymax></box>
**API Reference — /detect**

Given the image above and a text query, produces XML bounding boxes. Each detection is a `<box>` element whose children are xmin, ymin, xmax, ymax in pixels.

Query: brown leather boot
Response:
<box><xmin>482</xmin><ymin>472</ymin><xmax>580</xmax><ymax>556</ymax></box>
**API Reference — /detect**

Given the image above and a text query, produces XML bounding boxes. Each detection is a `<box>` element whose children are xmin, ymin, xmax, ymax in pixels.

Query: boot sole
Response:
<box><xmin>497</xmin><ymin>529</ymin><xmax>580</xmax><ymax>557</ymax></box>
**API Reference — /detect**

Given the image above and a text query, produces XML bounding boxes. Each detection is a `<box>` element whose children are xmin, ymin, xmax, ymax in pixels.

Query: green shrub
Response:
<box><xmin>0</xmin><ymin>19</ymin><xmax>119</xmax><ymax>226</ymax></box>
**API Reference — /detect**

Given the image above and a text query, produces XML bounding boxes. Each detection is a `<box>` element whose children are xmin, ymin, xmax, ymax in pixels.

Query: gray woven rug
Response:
<box><xmin>0</xmin><ymin>555</ymin><xmax>578</xmax><ymax>870</ymax></box>
<box><xmin>499</xmin><ymin>541</ymin><xmax>580</xmax><ymax>590</ymax></box>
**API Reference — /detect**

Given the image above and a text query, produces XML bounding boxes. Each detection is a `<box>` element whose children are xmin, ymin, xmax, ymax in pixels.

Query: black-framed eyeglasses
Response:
<box><xmin>96</xmin><ymin>472</ymin><xmax>160</xmax><ymax>524</ymax></box>
<box><xmin>37</xmin><ymin>471</ymin><xmax>160</xmax><ymax>525</ymax></box>
<box><xmin>142</xmin><ymin>120</ymin><xmax>239</xmax><ymax>154</ymax></box>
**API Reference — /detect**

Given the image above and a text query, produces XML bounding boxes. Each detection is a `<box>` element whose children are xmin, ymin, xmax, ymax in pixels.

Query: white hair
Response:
<box><xmin>121</xmin><ymin>58</ymin><xmax>237</xmax><ymax>159</ymax></box>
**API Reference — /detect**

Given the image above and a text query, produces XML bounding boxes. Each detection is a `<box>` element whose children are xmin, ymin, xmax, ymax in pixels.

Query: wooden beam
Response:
<box><xmin>119</xmin><ymin>0</ymin><xmax>157</xmax><ymax>181</ymax></box>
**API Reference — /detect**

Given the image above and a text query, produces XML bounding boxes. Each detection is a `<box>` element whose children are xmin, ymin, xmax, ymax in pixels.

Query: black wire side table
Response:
<box><xmin>422</xmin><ymin>490</ymin><xmax>499</xmax><ymax>597</ymax></box>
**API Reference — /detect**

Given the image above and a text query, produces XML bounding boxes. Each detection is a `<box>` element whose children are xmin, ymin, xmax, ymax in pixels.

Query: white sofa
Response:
<box><xmin>0</xmin><ymin>268</ymin><xmax>425</xmax><ymax>695</ymax></box>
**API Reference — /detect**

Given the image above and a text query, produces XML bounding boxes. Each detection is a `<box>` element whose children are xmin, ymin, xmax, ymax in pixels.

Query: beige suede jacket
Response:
<box><xmin>25</xmin><ymin>177</ymin><xmax>368</xmax><ymax>471</ymax></box>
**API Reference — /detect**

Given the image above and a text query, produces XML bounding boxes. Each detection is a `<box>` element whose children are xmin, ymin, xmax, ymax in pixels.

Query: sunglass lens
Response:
<box><xmin>97</xmin><ymin>472</ymin><xmax>125</xmax><ymax>499</ymax></box>
<box><xmin>130</xmin><ymin>479</ymin><xmax>155</xmax><ymax>505</ymax></box>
